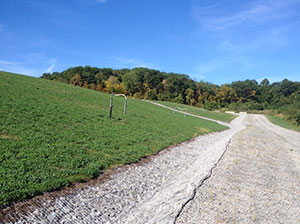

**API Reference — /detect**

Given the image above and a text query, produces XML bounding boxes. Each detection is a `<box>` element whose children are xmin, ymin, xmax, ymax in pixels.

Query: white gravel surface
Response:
<box><xmin>2</xmin><ymin>115</ymin><xmax>246</xmax><ymax>224</ymax></box>
<box><xmin>177</xmin><ymin>115</ymin><xmax>300</xmax><ymax>223</ymax></box>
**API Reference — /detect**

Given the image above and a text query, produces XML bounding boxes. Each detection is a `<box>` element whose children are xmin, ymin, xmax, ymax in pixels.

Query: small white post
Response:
<box><xmin>175</xmin><ymin>106</ymin><xmax>188</xmax><ymax>118</ymax></box>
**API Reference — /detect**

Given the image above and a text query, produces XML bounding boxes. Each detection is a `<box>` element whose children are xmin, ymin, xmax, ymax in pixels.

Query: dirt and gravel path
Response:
<box><xmin>2</xmin><ymin>114</ymin><xmax>299</xmax><ymax>224</ymax></box>
<box><xmin>2</xmin><ymin>115</ymin><xmax>245</xmax><ymax>224</ymax></box>
<box><xmin>177</xmin><ymin>115</ymin><xmax>300</xmax><ymax>224</ymax></box>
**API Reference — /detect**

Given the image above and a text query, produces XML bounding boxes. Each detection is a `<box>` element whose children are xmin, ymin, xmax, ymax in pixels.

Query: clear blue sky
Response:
<box><xmin>1</xmin><ymin>0</ymin><xmax>300</xmax><ymax>85</ymax></box>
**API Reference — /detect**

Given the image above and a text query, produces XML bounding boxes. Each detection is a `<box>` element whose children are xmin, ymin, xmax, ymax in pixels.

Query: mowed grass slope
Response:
<box><xmin>267</xmin><ymin>115</ymin><xmax>300</xmax><ymax>132</ymax></box>
<box><xmin>0</xmin><ymin>71</ymin><xmax>227</xmax><ymax>208</ymax></box>
<box><xmin>156</xmin><ymin>101</ymin><xmax>236</xmax><ymax>123</ymax></box>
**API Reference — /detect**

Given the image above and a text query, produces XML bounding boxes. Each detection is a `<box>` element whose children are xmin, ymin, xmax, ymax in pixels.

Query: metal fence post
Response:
<box><xmin>124</xmin><ymin>98</ymin><xmax>127</xmax><ymax>116</ymax></box>
<box><xmin>109</xmin><ymin>94</ymin><xmax>114</xmax><ymax>119</ymax></box>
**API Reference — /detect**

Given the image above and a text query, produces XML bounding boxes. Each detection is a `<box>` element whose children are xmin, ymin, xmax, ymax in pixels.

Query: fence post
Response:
<box><xmin>109</xmin><ymin>93</ymin><xmax>114</xmax><ymax>119</ymax></box>
<box><xmin>124</xmin><ymin>98</ymin><xmax>127</xmax><ymax>116</ymax></box>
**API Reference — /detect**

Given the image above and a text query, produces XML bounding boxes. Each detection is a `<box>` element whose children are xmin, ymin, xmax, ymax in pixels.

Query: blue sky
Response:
<box><xmin>1</xmin><ymin>0</ymin><xmax>300</xmax><ymax>85</ymax></box>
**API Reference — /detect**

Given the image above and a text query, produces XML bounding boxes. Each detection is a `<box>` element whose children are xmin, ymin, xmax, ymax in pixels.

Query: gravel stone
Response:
<box><xmin>176</xmin><ymin>115</ymin><xmax>300</xmax><ymax>224</ymax></box>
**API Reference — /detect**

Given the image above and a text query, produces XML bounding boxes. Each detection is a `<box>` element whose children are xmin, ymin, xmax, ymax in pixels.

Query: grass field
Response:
<box><xmin>267</xmin><ymin>115</ymin><xmax>300</xmax><ymax>132</ymax></box>
<box><xmin>155</xmin><ymin>101</ymin><xmax>236</xmax><ymax>123</ymax></box>
<box><xmin>0</xmin><ymin>71</ymin><xmax>227</xmax><ymax>208</ymax></box>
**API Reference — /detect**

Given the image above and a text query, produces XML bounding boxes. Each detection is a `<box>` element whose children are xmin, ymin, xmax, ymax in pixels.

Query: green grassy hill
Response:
<box><xmin>0</xmin><ymin>71</ymin><xmax>228</xmax><ymax>208</ymax></box>
<box><xmin>156</xmin><ymin>101</ymin><xmax>236</xmax><ymax>123</ymax></box>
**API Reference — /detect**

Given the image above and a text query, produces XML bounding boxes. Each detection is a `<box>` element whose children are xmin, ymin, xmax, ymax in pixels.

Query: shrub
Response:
<box><xmin>295</xmin><ymin>113</ymin><xmax>300</xmax><ymax>126</ymax></box>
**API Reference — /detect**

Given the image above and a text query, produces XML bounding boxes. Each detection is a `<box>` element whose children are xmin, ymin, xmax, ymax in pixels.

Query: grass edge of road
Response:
<box><xmin>267</xmin><ymin>115</ymin><xmax>300</xmax><ymax>132</ymax></box>
<box><xmin>0</xmin><ymin>71</ymin><xmax>228</xmax><ymax>209</ymax></box>
<box><xmin>154</xmin><ymin>100</ymin><xmax>236</xmax><ymax>123</ymax></box>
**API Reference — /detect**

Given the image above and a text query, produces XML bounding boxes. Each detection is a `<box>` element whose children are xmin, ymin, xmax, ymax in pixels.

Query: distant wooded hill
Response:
<box><xmin>42</xmin><ymin>66</ymin><xmax>300</xmax><ymax>125</ymax></box>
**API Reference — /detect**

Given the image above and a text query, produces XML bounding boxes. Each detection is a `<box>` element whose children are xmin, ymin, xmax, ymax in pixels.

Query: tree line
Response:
<box><xmin>41</xmin><ymin>66</ymin><xmax>300</xmax><ymax>125</ymax></box>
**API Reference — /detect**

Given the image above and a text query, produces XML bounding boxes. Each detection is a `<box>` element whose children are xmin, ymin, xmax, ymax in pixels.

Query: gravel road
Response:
<box><xmin>2</xmin><ymin>114</ymin><xmax>299</xmax><ymax>224</ymax></box>
<box><xmin>177</xmin><ymin>115</ymin><xmax>300</xmax><ymax>224</ymax></box>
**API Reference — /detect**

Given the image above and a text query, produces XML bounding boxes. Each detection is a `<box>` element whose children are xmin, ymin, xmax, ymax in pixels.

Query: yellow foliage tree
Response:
<box><xmin>70</xmin><ymin>74</ymin><xmax>83</xmax><ymax>86</ymax></box>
